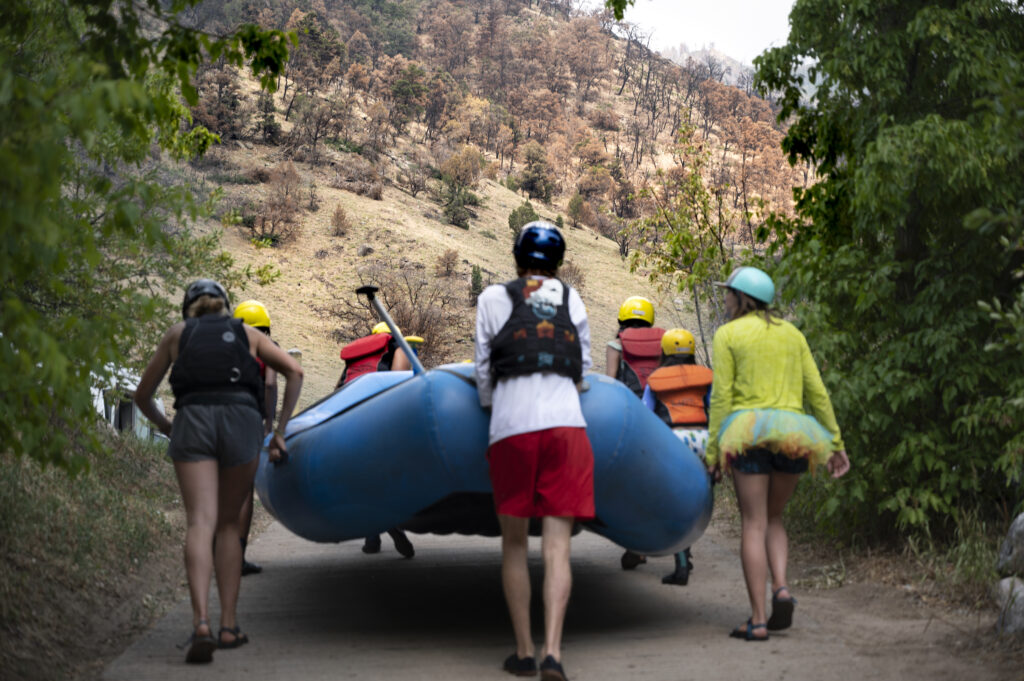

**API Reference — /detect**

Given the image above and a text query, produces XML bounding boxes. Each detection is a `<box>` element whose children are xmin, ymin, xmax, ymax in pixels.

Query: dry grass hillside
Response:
<box><xmin>203</xmin><ymin>139</ymin><xmax>700</xmax><ymax>406</ymax></box>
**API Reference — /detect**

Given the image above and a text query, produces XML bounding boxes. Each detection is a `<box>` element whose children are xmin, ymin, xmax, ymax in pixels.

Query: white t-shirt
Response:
<box><xmin>474</xmin><ymin>276</ymin><xmax>592</xmax><ymax>445</ymax></box>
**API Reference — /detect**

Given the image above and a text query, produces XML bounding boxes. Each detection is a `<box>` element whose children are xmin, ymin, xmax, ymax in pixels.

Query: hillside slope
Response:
<box><xmin>209</xmin><ymin>142</ymin><xmax>696</xmax><ymax>405</ymax></box>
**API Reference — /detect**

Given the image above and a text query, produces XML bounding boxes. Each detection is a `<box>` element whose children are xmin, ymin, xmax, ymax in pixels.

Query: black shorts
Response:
<box><xmin>729</xmin><ymin>447</ymin><xmax>809</xmax><ymax>475</ymax></box>
<box><xmin>167</xmin><ymin>403</ymin><xmax>263</xmax><ymax>467</ymax></box>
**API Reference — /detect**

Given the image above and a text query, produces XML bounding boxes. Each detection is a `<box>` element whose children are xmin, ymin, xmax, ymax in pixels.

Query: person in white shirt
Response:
<box><xmin>475</xmin><ymin>222</ymin><xmax>593</xmax><ymax>681</ymax></box>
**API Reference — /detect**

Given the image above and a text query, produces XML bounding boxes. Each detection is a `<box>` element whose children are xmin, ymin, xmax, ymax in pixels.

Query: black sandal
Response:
<box><xmin>178</xmin><ymin>619</ymin><xmax>217</xmax><ymax>664</ymax></box>
<box><xmin>218</xmin><ymin>625</ymin><xmax>250</xmax><ymax>649</ymax></box>
<box><xmin>767</xmin><ymin>586</ymin><xmax>796</xmax><ymax>631</ymax></box>
<box><xmin>729</xmin><ymin>618</ymin><xmax>769</xmax><ymax>642</ymax></box>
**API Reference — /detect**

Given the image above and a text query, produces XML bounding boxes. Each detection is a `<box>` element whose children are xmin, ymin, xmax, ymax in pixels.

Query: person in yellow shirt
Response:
<box><xmin>705</xmin><ymin>266</ymin><xmax>850</xmax><ymax>642</ymax></box>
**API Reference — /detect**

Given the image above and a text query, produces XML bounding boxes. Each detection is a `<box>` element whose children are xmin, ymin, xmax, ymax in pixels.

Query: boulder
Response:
<box><xmin>997</xmin><ymin>512</ymin><xmax>1024</xmax><ymax>577</ymax></box>
<box><xmin>995</xmin><ymin>576</ymin><xmax>1024</xmax><ymax>634</ymax></box>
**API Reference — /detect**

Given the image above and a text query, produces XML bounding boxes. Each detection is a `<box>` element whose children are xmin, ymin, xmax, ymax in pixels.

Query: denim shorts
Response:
<box><xmin>728</xmin><ymin>447</ymin><xmax>809</xmax><ymax>475</ymax></box>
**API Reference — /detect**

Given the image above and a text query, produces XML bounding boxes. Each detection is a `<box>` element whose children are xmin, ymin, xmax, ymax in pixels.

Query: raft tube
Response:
<box><xmin>255</xmin><ymin>363</ymin><xmax>712</xmax><ymax>556</ymax></box>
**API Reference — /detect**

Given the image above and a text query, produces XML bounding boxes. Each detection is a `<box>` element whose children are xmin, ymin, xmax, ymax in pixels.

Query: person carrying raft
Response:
<box><xmin>134</xmin><ymin>279</ymin><xmax>303</xmax><ymax>663</ymax></box>
<box><xmin>231</xmin><ymin>300</ymin><xmax>277</xmax><ymax>577</ymax></box>
<box><xmin>336</xmin><ymin>321</ymin><xmax>416</xmax><ymax>559</ymax></box>
<box><xmin>640</xmin><ymin>328</ymin><xmax>713</xmax><ymax>586</ymax></box>
<box><xmin>475</xmin><ymin>221</ymin><xmax>593</xmax><ymax>681</ymax></box>
<box><xmin>606</xmin><ymin>296</ymin><xmax>665</xmax><ymax>570</ymax></box>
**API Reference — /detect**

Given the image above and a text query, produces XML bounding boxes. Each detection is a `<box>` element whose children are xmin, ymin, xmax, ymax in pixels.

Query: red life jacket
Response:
<box><xmin>339</xmin><ymin>333</ymin><xmax>393</xmax><ymax>386</ymax></box>
<box><xmin>617</xmin><ymin>327</ymin><xmax>665</xmax><ymax>397</ymax></box>
<box><xmin>647</xmin><ymin>364</ymin><xmax>713</xmax><ymax>426</ymax></box>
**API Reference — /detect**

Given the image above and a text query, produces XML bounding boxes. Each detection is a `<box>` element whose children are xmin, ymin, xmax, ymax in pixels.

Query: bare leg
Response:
<box><xmin>541</xmin><ymin>516</ymin><xmax>573</xmax><ymax>662</ymax></box>
<box><xmin>766</xmin><ymin>472</ymin><xmax>801</xmax><ymax>594</ymax></box>
<box><xmin>174</xmin><ymin>460</ymin><xmax>219</xmax><ymax>633</ymax></box>
<box><xmin>499</xmin><ymin>514</ymin><xmax>534</xmax><ymax>659</ymax></box>
<box><xmin>732</xmin><ymin>471</ymin><xmax>770</xmax><ymax>636</ymax></box>
<box><xmin>214</xmin><ymin>457</ymin><xmax>259</xmax><ymax>639</ymax></box>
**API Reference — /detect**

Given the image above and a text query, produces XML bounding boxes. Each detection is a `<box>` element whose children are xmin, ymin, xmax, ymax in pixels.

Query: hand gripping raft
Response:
<box><xmin>254</xmin><ymin>290</ymin><xmax>713</xmax><ymax>556</ymax></box>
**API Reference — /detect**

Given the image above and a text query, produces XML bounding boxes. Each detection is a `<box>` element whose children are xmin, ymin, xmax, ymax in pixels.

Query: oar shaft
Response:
<box><xmin>356</xmin><ymin>286</ymin><xmax>425</xmax><ymax>375</ymax></box>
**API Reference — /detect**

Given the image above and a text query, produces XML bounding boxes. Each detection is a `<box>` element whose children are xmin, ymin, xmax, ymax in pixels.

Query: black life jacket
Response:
<box><xmin>169</xmin><ymin>315</ymin><xmax>263</xmax><ymax>412</ymax></box>
<box><xmin>491</xmin><ymin>277</ymin><xmax>583</xmax><ymax>384</ymax></box>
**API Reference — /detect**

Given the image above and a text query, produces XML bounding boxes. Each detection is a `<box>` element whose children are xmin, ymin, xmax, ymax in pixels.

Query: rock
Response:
<box><xmin>997</xmin><ymin>512</ymin><xmax>1024</xmax><ymax>577</ymax></box>
<box><xmin>357</xmin><ymin>244</ymin><xmax>374</xmax><ymax>257</ymax></box>
<box><xmin>995</xmin><ymin>576</ymin><xmax>1024</xmax><ymax>634</ymax></box>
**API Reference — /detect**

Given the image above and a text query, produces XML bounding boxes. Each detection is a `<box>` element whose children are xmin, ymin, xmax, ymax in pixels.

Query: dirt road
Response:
<box><xmin>103</xmin><ymin>518</ymin><xmax>1016</xmax><ymax>681</ymax></box>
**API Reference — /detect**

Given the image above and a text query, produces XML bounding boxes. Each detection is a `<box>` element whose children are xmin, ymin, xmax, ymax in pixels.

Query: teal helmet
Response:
<box><xmin>715</xmin><ymin>266</ymin><xmax>774</xmax><ymax>304</ymax></box>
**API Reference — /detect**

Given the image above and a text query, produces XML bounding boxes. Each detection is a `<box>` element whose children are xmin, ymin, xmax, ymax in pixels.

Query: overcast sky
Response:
<box><xmin>589</xmin><ymin>0</ymin><xmax>796</xmax><ymax>66</ymax></box>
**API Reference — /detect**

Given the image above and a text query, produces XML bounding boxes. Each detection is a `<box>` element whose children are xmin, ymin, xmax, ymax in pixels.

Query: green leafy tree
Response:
<box><xmin>470</xmin><ymin>265</ymin><xmax>484</xmax><ymax>306</ymax></box>
<box><xmin>0</xmin><ymin>0</ymin><xmax>291</xmax><ymax>472</ymax></box>
<box><xmin>604</xmin><ymin>0</ymin><xmax>636</xmax><ymax>20</ymax></box>
<box><xmin>567</xmin><ymin>194</ymin><xmax>586</xmax><ymax>228</ymax></box>
<box><xmin>519</xmin><ymin>141</ymin><xmax>555</xmax><ymax>202</ymax></box>
<box><xmin>630</xmin><ymin>126</ymin><xmax>744</xmax><ymax>363</ymax></box>
<box><xmin>755</xmin><ymin>0</ymin><xmax>1024</xmax><ymax>536</ymax></box>
<box><xmin>508</xmin><ymin>201</ymin><xmax>540</xmax><ymax>238</ymax></box>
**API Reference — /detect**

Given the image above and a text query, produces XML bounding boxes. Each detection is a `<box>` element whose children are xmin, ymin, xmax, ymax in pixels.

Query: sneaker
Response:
<box><xmin>502</xmin><ymin>653</ymin><xmax>538</xmax><ymax>676</ymax></box>
<box><xmin>362</xmin><ymin>535</ymin><xmax>382</xmax><ymax>554</ymax></box>
<box><xmin>620</xmin><ymin>550</ymin><xmax>646</xmax><ymax>570</ymax></box>
<box><xmin>539</xmin><ymin>655</ymin><xmax>568</xmax><ymax>681</ymax></box>
<box><xmin>390</xmin><ymin>529</ymin><xmax>415</xmax><ymax>559</ymax></box>
<box><xmin>241</xmin><ymin>559</ymin><xmax>263</xmax><ymax>576</ymax></box>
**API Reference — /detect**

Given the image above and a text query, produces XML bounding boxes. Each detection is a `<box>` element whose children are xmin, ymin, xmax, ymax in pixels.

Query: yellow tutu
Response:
<box><xmin>718</xmin><ymin>408</ymin><xmax>833</xmax><ymax>472</ymax></box>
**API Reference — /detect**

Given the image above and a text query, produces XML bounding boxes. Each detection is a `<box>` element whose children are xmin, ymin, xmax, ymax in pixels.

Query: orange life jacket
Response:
<box><xmin>339</xmin><ymin>333</ymin><xmax>393</xmax><ymax>386</ymax></box>
<box><xmin>647</xmin><ymin>364</ymin><xmax>713</xmax><ymax>426</ymax></box>
<box><xmin>617</xmin><ymin>327</ymin><xmax>666</xmax><ymax>397</ymax></box>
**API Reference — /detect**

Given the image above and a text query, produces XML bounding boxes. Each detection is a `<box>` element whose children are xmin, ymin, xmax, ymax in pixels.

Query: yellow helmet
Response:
<box><xmin>618</xmin><ymin>296</ymin><xmax>655</xmax><ymax>325</ymax></box>
<box><xmin>372</xmin><ymin>321</ymin><xmax>393</xmax><ymax>335</ymax></box>
<box><xmin>404</xmin><ymin>335</ymin><xmax>424</xmax><ymax>346</ymax></box>
<box><xmin>661</xmin><ymin>328</ymin><xmax>696</xmax><ymax>356</ymax></box>
<box><xmin>233</xmin><ymin>300</ymin><xmax>271</xmax><ymax>329</ymax></box>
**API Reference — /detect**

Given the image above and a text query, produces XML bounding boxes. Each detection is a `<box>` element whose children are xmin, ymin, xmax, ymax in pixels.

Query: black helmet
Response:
<box><xmin>181</xmin><ymin>279</ymin><xmax>231</xmax><ymax>319</ymax></box>
<box><xmin>514</xmin><ymin>221</ymin><xmax>566</xmax><ymax>271</ymax></box>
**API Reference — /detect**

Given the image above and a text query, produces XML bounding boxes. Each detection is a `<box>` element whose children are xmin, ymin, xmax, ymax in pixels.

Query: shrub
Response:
<box><xmin>559</xmin><ymin>259</ymin><xmax>585</xmax><ymax>293</ymax></box>
<box><xmin>241</xmin><ymin>161</ymin><xmax>301</xmax><ymax>246</ymax></box>
<box><xmin>331</xmin><ymin>206</ymin><xmax>351</xmax><ymax>237</ymax></box>
<box><xmin>470</xmin><ymin>264</ymin><xmax>484</xmax><ymax>305</ymax></box>
<box><xmin>435</xmin><ymin>249</ymin><xmax>459</xmax><ymax>277</ymax></box>
<box><xmin>316</xmin><ymin>256</ymin><xmax>474</xmax><ymax>368</ymax></box>
<box><xmin>508</xmin><ymin>201</ymin><xmax>539</xmax><ymax>238</ymax></box>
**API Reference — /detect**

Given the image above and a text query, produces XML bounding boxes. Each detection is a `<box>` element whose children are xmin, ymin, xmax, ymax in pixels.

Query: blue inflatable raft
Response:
<box><xmin>255</xmin><ymin>363</ymin><xmax>712</xmax><ymax>556</ymax></box>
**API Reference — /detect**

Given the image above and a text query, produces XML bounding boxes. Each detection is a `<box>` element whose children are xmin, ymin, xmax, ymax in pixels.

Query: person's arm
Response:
<box><xmin>704</xmin><ymin>329</ymin><xmax>734</xmax><ymax>478</ymax></box>
<box><xmin>133</xmin><ymin>324</ymin><xmax>179</xmax><ymax>437</ymax></box>
<box><xmin>250</xmin><ymin>329</ymin><xmax>303</xmax><ymax>462</ymax></box>
<box><xmin>474</xmin><ymin>289</ymin><xmax>496</xmax><ymax>408</ymax></box>
<box><xmin>569</xmin><ymin>288</ymin><xmax>592</xmax><ymax>373</ymax></box>
<box><xmin>390</xmin><ymin>346</ymin><xmax>411</xmax><ymax>371</ymax></box>
<box><xmin>605</xmin><ymin>345</ymin><xmax>620</xmax><ymax>378</ymax></box>
<box><xmin>263</xmin><ymin>366</ymin><xmax>278</xmax><ymax>436</ymax></box>
<box><xmin>799</xmin><ymin>334</ymin><xmax>844</xmax><ymax>451</ymax></box>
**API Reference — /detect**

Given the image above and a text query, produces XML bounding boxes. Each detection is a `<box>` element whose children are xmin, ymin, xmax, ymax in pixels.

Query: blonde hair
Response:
<box><xmin>186</xmin><ymin>295</ymin><xmax>229</xmax><ymax>319</ymax></box>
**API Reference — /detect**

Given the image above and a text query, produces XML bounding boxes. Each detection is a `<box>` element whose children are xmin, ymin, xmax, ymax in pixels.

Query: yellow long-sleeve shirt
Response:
<box><xmin>706</xmin><ymin>312</ymin><xmax>844</xmax><ymax>465</ymax></box>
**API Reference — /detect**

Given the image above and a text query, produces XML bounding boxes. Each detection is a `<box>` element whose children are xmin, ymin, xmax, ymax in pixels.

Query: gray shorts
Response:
<box><xmin>167</xmin><ymin>403</ymin><xmax>263</xmax><ymax>467</ymax></box>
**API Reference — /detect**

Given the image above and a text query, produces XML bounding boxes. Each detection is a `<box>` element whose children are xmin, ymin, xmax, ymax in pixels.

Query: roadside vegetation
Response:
<box><xmin>0</xmin><ymin>432</ymin><xmax>182</xmax><ymax>681</ymax></box>
<box><xmin>1</xmin><ymin>0</ymin><xmax>1023</xmax><ymax>676</ymax></box>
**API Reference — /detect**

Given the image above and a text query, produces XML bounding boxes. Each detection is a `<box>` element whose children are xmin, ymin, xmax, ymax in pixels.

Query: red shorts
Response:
<box><xmin>487</xmin><ymin>427</ymin><xmax>595</xmax><ymax>519</ymax></box>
